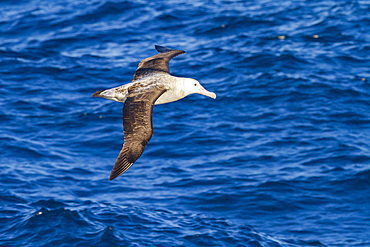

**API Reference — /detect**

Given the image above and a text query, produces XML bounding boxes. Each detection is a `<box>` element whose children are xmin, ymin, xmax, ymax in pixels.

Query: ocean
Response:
<box><xmin>0</xmin><ymin>0</ymin><xmax>369</xmax><ymax>246</ymax></box>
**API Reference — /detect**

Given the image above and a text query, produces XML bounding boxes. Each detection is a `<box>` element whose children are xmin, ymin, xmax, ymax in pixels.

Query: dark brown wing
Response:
<box><xmin>132</xmin><ymin>45</ymin><xmax>186</xmax><ymax>81</ymax></box>
<box><xmin>109</xmin><ymin>86</ymin><xmax>167</xmax><ymax>180</ymax></box>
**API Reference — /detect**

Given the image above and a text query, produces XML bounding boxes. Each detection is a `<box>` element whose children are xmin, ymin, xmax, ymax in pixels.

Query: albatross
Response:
<box><xmin>92</xmin><ymin>45</ymin><xmax>216</xmax><ymax>180</ymax></box>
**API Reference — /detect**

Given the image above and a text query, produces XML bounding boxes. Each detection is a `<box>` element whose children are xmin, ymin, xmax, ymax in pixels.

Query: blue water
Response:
<box><xmin>1</xmin><ymin>0</ymin><xmax>369</xmax><ymax>246</ymax></box>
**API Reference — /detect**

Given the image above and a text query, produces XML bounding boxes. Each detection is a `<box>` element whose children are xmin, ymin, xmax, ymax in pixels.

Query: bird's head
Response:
<box><xmin>182</xmin><ymin>78</ymin><xmax>216</xmax><ymax>99</ymax></box>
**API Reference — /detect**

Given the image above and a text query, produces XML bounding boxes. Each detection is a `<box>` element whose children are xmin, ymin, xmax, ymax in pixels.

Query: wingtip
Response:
<box><xmin>108</xmin><ymin>172</ymin><xmax>123</xmax><ymax>181</ymax></box>
<box><xmin>108</xmin><ymin>147</ymin><xmax>134</xmax><ymax>181</ymax></box>
<box><xmin>109</xmin><ymin>171</ymin><xmax>118</xmax><ymax>181</ymax></box>
<box><xmin>155</xmin><ymin>45</ymin><xmax>185</xmax><ymax>54</ymax></box>
<box><xmin>109</xmin><ymin>171</ymin><xmax>122</xmax><ymax>181</ymax></box>
<box><xmin>109</xmin><ymin>168</ymin><xmax>120</xmax><ymax>181</ymax></box>
<box><xmin>155</xmin><ymin>45</ymin><xmax>168</xmax><ymax>52</ymax></box>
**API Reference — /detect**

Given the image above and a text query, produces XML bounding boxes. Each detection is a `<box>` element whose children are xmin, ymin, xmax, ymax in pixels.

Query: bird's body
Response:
<box><xmin>93</xmin><ymin>73</ymin><xmax>196</xmax><ymax>105</ymax></box>
<box><xmin>92</xmin><ymin>45</ymin><xmax>216</xmax><ymax>180</ymax></box>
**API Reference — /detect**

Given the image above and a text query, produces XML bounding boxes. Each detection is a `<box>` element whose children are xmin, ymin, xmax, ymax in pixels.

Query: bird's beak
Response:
<box><xmin>199</xmin><ymin>86</ymin><xmax>216</xmax><ymax>99</ymax></box>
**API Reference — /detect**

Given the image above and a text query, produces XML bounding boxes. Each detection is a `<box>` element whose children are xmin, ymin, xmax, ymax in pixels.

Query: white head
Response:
<box><xmin>181</xmin><ymin>78</ymin><xmax>216</xmax><ymax>99</ymax></box>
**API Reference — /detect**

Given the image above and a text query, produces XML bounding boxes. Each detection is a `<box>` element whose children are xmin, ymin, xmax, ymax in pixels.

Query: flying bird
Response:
<box><xmin>92</xmin><ymin>45</ymin><xmax>216</xmax><ymax>180</ymax></box>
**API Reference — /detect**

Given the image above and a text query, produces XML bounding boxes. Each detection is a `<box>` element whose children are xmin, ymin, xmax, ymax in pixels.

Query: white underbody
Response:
<box><xmin>98</xmin><ymin>74</ymin><xmax>191</xmax><ymax>105</ymax></box>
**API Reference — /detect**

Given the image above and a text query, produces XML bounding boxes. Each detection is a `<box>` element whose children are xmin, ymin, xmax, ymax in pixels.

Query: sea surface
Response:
<box><xmin>0</xmin><ymin>0</ymin><xmax>369</xmax><ymax>246</ymax></box>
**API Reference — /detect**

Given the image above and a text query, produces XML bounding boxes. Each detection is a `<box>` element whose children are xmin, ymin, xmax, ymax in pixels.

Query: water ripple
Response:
<box><xmin>0</xmin><ymin>0</ymin><xmax>369</xmax><ymax>246</ymax></box>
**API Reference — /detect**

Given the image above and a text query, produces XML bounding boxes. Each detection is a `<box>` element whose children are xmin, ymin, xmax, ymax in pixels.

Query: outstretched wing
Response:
<box><xmin>109</xmin><ymin>86</ymin><xmax>167</xmax><ymax>180</ymax></box>
<box><xmin>132</xmin><ymin>45</ymin><xmax>186</xmax><ymax>81</ymax></box>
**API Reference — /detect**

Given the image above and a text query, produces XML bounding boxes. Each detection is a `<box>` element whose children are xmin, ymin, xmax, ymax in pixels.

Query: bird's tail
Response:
<box><xmin>92</xmin><ymin>90</ymin><xmax>104</xmax><ymax>97</ymax></box>
<box><xmin>92</xmin><ymin>88</ymin><xmax>122</xmax><ymax>102</ymax></box>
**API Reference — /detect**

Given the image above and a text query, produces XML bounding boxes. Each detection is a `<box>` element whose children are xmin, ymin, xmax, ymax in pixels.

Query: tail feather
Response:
<box><xmin>109</xmin><ymin>147</ymin><xmax>134</xmax><ymax>181</ymax></box>
<box><xmin>92</xmin><ymin>90</ymin><xmax>104</xmax><ymax>97</ymax></box>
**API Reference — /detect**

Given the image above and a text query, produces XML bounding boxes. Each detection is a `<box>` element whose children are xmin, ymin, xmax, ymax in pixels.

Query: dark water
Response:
<box><xmin>1</xmin><ymin>0</ymin><xmax>369</xmax><ymax>246</ymax></box>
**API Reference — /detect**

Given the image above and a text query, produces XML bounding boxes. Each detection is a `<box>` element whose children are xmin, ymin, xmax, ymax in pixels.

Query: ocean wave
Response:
<box><xmin>0</xmin><ymin>201</ymin><xmax>327</xmax><ymax>247</ymax></box>
<box><xmin>1</xmin><ymin>0</ymin><xmax>369</xmax><ymax>246</ymax></box>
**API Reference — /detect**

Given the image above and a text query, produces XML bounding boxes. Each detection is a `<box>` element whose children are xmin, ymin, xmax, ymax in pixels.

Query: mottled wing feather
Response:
<box><xmin>109</xmin><ymin>86</ymin><xmax>167</xmax><ymax>180</ymax></box>
<box><xmin>132</xmin><ymin>45</ymin><xmax>186</xmax><ymax>81</ymax></box>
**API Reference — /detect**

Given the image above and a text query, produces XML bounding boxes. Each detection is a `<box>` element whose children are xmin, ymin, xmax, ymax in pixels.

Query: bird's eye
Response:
<box><xmin>194</xmin><ymin>84</ymin><xmax>197</xmax><ymax>86</ymax></box>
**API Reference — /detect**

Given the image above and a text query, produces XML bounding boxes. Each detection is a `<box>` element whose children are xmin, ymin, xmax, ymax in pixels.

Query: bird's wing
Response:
<box><xmin>132</xmin><ymin>45</ymin><xmax>186</xmax><ymax>81</ymax></box>
<box><xmin>109</xmin><ymin>85</ymin><xmax>167</xmax><ymax>180</ymax></box>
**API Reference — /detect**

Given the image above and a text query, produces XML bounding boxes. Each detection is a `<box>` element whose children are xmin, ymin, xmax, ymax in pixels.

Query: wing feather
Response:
<box><xmin>109</xmin><ymin>86</ymin><xmax>167</xmax><ymax>180</ymax></box>
<box><xmin>132</xmin><ymin>45</ymin><xmax>185</xmax><ymax>81</ymax></box>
